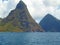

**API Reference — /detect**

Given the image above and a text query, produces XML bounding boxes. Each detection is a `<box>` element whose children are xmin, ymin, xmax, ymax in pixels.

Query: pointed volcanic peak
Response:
<box><xmin>1</xmin><ymin>0</ymin><xmax>44</xmax><ymax>32</ymax></box>
<box><xmin>16</xmin><ymin>0</ymin><xmax>26</xmax><ymax>9</ymax></box>
<box><xmin>42</xmin><ymin>14</ymin><xmax>57</xmax><ymax>20</ymax></box>
<box><xmin>39</xmin><ymin>14</ymin><xmax>60</xmax><ymax>32</ymax></box>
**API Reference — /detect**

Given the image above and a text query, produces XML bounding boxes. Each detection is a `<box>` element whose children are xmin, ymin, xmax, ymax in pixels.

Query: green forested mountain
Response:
<box><xmin>0</xmin><ymin>0</ymin><xmax>44</xmax><ymax>32</ymax></box>
<box><xmin>40</xmin><ymin>14</ymin><xmax>60</xmax><ymax>32</ymax></box>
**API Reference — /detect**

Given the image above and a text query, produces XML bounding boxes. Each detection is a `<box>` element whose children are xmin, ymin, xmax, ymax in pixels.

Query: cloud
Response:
<box><xmin>43</xmin><ymin>0</ymin><xmax>60</xmax><ymax>19</ymax></box>
<box><xmin>0</xmin><ymin>0</ymin><xmax>20</xmax><ymax>18</ymax></box>
<box><xmin>24</xmin><ymin>0</ymin><xmax>60</xmax><ymax>23</ymax></box>
<box><xmin>44</xmin><ymin>0</ymin><xmax>60</xmax><ymax>7</ymax></box>
<box><xmin>0</xmin><ymin>0</ymin><xmax>60</xmax><ymax>23</ymax></box>
<box><xmin>23</xmin><ymin>0</ymin><xmax>48</xmax><ymax>22</ymax></box>
<box><xmin>0</xmin><ymin>0</ymin><xmax>8</xmax><ymax>17</ymax></box>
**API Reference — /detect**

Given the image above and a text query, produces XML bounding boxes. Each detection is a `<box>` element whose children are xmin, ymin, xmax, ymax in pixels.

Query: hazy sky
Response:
<box><xmin>0</xmin><ymin>0</ymin><xmax>60</xmax><ymax>23</ymax></box>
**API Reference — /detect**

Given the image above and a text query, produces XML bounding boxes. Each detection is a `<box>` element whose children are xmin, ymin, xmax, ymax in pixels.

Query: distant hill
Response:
<box><xmin>0</xmin><ymin>0</ymin><xmax>44</xmax><ymax>32</ymax></box>
<box><xmin>39</xmin><ymin>14</ymin><xmax>60</xmax><ymax>32</ymax></box>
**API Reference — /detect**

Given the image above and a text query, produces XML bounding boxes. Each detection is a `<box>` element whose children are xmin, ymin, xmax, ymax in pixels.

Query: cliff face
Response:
<box><xmin>0</xmin><ymin>0</ymin><xmax>44</xmax><ymax>32</ymax></box>
<box><xmin>40</xmin><ymin>14</ymin><xmax>60</xmax><ymax>32</ymax></box>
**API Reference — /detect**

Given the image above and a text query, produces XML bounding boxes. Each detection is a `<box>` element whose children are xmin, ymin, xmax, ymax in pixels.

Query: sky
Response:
<box><xmin>0</xmin><ymin>0</ymin><xmax>60</xmax><ymax>23</ymax></box>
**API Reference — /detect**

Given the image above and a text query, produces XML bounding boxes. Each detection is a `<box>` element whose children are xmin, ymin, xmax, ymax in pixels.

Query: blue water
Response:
<box><xmin>0</xmin><ymin>32</ymin><xmax>60</xmax><ymax>45</ymax></box>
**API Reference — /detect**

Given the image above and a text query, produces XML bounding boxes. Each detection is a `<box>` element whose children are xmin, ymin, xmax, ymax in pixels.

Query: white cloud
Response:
<box><xmin>0</xmin><ymin>0</ymin><xmax>60</xmax><ymax>23</ymax></box>
<box><xmin>0</xmin><ymin>0</ymin><xmax>7</xmax><ymax>17</ymax></box>
<box><xmin>44</xmin><ymin>0</ymin><xmax>60</xmax><ymax>7</ymax></box>
<box><xmin>44</xmin><ymin>0</ymin><xmax>60</xmax><ymax>19</ymax></box>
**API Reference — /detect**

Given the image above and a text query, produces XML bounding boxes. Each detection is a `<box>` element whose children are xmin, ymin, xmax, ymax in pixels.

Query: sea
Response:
<box><xmin>0</xmin><ymin>32</ymin><xmax>60</xmax><ymax>45</ymax></box>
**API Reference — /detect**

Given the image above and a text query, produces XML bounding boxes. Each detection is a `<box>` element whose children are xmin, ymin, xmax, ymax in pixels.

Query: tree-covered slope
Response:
<box><xmin>40</xmin><ymin>14</ymin><xmax>60</xmax><ymax>32</ymax></box>
<box><xmin>0</xmin><ymin>0</ymin><xmax>44</xmax><ymax>32</ymax></box>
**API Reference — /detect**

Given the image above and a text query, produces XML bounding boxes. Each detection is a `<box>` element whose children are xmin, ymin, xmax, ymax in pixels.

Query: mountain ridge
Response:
<box><xmin>0</xmin><ymin>0</ymin><xmax>44</xmax><ymax>32</ymax></box>
<box><xmin>39</xmin><ymin>14</ymin><xmax>60</xmax><ymax>32</ymax></box>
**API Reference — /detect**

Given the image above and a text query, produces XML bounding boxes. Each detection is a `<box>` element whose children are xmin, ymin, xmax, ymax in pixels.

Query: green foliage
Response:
<box><xmin>0</xmin><ymin>22</ymin><xmax>23</xmax><ymax>32</ymax></box>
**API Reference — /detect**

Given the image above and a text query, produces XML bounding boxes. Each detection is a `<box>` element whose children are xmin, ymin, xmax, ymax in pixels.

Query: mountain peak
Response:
<box><xmin>45</xmin><ymin>14</ymin><xmax>53</xmax><ymax>18</ymax></box>
<box><xmin>16</xmin><ymin>0</ymin><xmax>26</xmax><ymax>9</ymax></box>
<box><xmin>43</xmin><ymin>14</ymin><xmax>57</xmax><ymax>21</ymax></box>
<box><xmin>40</xmin><ymin>14</ymin><xmax>60</xmax><ymax>32</ymax></box>
<box><xmin>1</xmin><ymin>0</ymin><xmax>44</xmax><ymax>32</ymax></box>
<box><xmin>20</xmin><ymin>0</ymin><xmax>22</xmax><ymax>1</ymax></box>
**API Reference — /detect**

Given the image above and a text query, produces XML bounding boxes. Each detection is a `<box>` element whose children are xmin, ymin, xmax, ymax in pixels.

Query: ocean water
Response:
<box><xmin>0</xmin><ymin>32</ymin><xmax>60</xmax><ymax>45</ymax></box>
